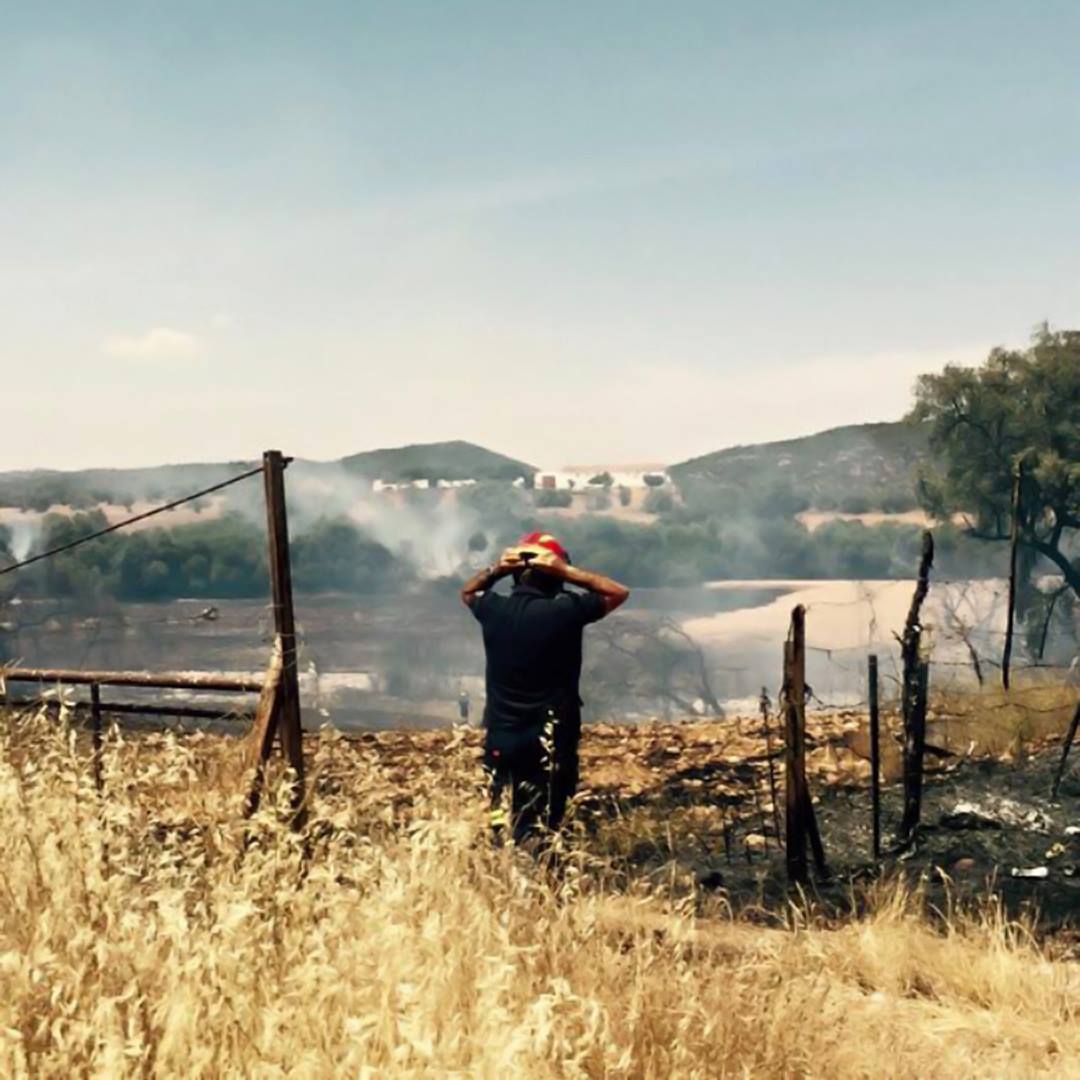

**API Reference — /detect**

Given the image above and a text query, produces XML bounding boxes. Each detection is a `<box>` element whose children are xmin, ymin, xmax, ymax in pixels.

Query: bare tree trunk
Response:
<box><xmin>1036</xmin><ymin>585</ymin><xmax>1069</xmax><ymax>661</ymax></box>
<box><xmin>1002</xmin><ymin>458</ymin><xmax>1024</xmax><ymax>690</ymax></box>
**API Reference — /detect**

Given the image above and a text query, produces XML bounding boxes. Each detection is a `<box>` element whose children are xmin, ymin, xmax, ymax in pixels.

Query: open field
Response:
<box><xmin>3</xmin><ymin>701</ymin><xmax>1079</xmax><ymax>1077</ymax></box>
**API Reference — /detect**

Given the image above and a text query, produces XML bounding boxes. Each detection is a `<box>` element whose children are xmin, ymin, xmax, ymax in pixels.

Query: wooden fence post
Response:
<box><xmin>868</xmin><ymin>654</ymin><xmax>881</xmax><ymax>860</ymax></box>
<box><xmin>783</xmin><ymin>605</ymin><xmax>827</xmax><ymax>885</ymax></box>
<box><xmin>1002</xmin><ymin>457</ymin><xmax>1024</xmax><ymax>691</ymax></box>
<box><xmin>783</xmin><ymin>630</ymin><xmax>807</xmax><ymax>884</ymax></box>
<box><xmin>244</xmin><ymin>637</ymin><xmax>284</xmax><ymax>817</ymax></box>
<box><xmin>90</xmin><ymin>681</ymin><xmax>104</xmax><ymax>795</ymax></box>
<box><xmin>244</xmin><ymin>450</ymin><xmax>306</xmax><ymax>826</ymax></box>
<box><xmin>898</xmin><ymin>531</ymin><xmax>934</xmax><ymax>848</ymax></box>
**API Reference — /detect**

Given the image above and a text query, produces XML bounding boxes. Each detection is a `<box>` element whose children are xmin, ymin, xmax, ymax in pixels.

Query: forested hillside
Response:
<box><xmin>0</xmin><ymin>442</ymin><xmax>535</xmax><ymax>512</ymax></box>
<box><xmin>671</xmin><ymin>421</ymin><xmax>927</xmax><ymax>513</ymax></box>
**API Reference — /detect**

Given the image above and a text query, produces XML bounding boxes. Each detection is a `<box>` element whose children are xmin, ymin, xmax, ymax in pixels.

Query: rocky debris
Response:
<box><xmin>935</xmin><ymin>796</ymin><xmax>1055</xmax><ymax>834</ymax></box>
<box><xmin>939</xmin><ymin>804</ymin><xmax>1002</xmax><ymax>831</ymax></box>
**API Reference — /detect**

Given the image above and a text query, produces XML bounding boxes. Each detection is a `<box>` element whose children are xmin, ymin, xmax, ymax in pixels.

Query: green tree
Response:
<box><xmin>910</xmin><ymin>325</ymin><xmax>1080</xmax><ymax>602</ymax></box>
<box><xmin>292</xmin><ymin>517</ymin><xmax>411</xmax><ymax>593</ymax></box>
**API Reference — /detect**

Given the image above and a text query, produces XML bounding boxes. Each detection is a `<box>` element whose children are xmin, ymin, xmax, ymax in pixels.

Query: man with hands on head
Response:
<box><xmin>461</xmin><ymin>532</ymin><xmax>630</xmax><ymax>847</ymax></box>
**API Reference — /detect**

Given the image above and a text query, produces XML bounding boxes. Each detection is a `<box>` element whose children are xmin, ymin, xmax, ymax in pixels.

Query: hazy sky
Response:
<box><xmin>3</xmin><ymin>2</ymin><xmax>1078</xmax><ymax>471</ymax></box>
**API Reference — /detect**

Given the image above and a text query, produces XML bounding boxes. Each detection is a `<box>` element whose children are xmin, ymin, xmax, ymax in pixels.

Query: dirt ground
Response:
<box><xmin>342</xmin><ymin>710</ymin><xmax>1080</xmax><ymax>932</ymax></box>
<box><xmin>33</xmin><ymin>690</ymin><xmax>1080</xmax><ymax>935</ymax></box>
<box><xmin>724</xmin><ymin>743</ymin><xmax>1080</xmax><ymax>930</ymax></box>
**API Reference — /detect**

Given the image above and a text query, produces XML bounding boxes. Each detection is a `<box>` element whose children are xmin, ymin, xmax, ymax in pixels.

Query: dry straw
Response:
<box><xmin>1</xmin><ymin>707</ymin><xmax>1077</xmax><ymax>1077</ymax></box>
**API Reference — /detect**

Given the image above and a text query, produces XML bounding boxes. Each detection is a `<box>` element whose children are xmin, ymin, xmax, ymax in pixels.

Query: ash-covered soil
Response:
<box><xmin>725</xmin><ymin>745</ymin><xmax>1080</xmax><ymax>930</ymax></box>
<box><xmin>342</xmin><ymin>714</ymin><xmax>1079</xmax><ymax>932</ymax></box>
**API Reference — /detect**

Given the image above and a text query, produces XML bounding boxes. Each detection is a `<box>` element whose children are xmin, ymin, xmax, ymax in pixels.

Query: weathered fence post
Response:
<box><xmin>244</xmin><ymin>637</ymin><xmax>285</xmax><ymax>817</ymax></box>
<box><xmin>868</xmin><ymin>654</ymin><xmax>881</xmax><ymax>860</ymax></box>
<box><xmin>783</xmin><ymin>605</ymin><xmax>827</xmax><ymax>885</ymax></box>
<box><xmin>898</xmin><ymin>531</ymin><xmax>934</xmax><ymax>848</ymax></box>
<box><xmin>90</xmin><ymin>681</ymin><xmax>104</xmax><ymax>795</ymax></box>
<box><xmin>244</xmin><ymin>450</ymin><xmax>306</xmax><ymax>826</ymax></box>
<box><xmin>783</xmin><ymin>622</ymin><xmax>807</xmax><ymax>884</ymax></box>
<box><xmin>1002</xmin><ymin>456</ymin><xmax>1024</xmax><ymax>690</ymax></box>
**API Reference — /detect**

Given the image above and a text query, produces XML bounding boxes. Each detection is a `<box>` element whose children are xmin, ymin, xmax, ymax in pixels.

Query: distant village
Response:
<box><xmin>371</xmin><ymin>467</ymin><xmax>672</xmax><ymax>493</ymax></box>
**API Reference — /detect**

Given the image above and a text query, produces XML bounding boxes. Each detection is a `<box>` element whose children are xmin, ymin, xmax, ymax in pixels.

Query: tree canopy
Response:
<box><xmin>910</xmin><ymin>324</ymin><xmax>1080</xmax><ymax>602</ymax></box>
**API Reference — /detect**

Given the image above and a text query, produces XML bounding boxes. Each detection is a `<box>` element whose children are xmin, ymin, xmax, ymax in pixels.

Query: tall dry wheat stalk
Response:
<box><xmin>1</xmin><ymin>707</ymin><xmax>1077</xmax><ymax>1078</ymax></box>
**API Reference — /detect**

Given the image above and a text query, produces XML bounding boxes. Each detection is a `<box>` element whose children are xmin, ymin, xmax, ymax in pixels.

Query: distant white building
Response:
<box><xmin>534</xmin><ymin>466</ymin><xmax>670</xmax><ymax>491</ymax></box>
<box><xmin>372</xmin><ymin>477</ymin><xmax>477</xmax><ymax>492</ymax></box>
<box><xmin>370</xmin><ymin>468</ymin><xmax>670</xmax><ymax>494</ymax></box>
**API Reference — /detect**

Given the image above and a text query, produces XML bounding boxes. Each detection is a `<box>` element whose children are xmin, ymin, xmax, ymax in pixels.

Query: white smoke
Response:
<box><xmin>6</xmin><ymin>514</ymin><xmax>41</xmax><ymax>562</ymax></box>
<box><xmin>282</xmin><ymin>463</ymin><xmax>509</xmax><ymax>579</ymax></box>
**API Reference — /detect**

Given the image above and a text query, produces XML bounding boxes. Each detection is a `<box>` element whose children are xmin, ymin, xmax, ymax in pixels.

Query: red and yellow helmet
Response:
<box><xmin>518</xmin><ymin>531</ymin><xmax>571</xmax><ymax>564</ymax></box>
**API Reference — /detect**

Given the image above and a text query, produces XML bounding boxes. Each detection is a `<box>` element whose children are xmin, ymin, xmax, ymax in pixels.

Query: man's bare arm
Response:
<box><xmin>460</xmin><ymin>550</ymin><xmax>520</xmax><ymax>608</ymax></box>
<box><xmin>531</xmin><ymin>553</ymin><xmax>630</xmax><ymax>615</ymax></box>
<box><xmin>564</xmin><ymin>565</ymin><xmax>631</xmax><ymax>614</ymax></box>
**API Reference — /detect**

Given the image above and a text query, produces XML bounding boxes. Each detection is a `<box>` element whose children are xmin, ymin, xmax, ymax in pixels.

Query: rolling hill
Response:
<box><xmin>338</xmin><ymin>440</ymin><xmax>534</xmax><ymax>482</ymax></box>
<box><xmin>0</xmin><ymin>442</ymin><xmax>536</xmax><ymax>512</ymax></box>
<box><xmin>670</xmin><ymin>421</ymin><xmax>928</xmax><ymax>511</ymax></box>
<box><xmin>0</xmin><ymin>424</ymin><xmax>928</xmax><ymax>516</ymax></box>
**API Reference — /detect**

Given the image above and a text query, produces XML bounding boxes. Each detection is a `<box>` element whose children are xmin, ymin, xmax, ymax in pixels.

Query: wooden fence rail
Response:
<box><xmin>1</xmin><ymin>667</ymin><xmax>264</xmax><ymax>693</ymax></box>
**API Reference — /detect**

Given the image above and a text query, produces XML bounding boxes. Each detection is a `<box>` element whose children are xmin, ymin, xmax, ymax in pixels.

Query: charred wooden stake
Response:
<box><xmin>783</xmin><ymin>606</ymin><xmax>827</xmax><ymax>885</ymax></box>
<box><xmin>752</xmin><ymin>779</ymin><xmax>769</xmax><ymax>853</ymax></box>
<box><xmin>898</xmin><ymin>532</ymin><xmax>934</xmax><ymax>849</ymax></box>
<box><xmin>759</xmin><ymin>687</ymin><xmax>782</xmax><ymax>841</ymax></box>
<box><xmin>784</xmin><ymin>607</ymin><xmax>809</xmax><ymax>883</ymax></box>
<box><xmin>899</xmin><ymin>660</ymin><xmax>931</xmax><ymax>848</ymax></box>
<box><xmin>868</xmin><ymin>654</ymin><xmax>881</xmax><ymax>860</ymax></box>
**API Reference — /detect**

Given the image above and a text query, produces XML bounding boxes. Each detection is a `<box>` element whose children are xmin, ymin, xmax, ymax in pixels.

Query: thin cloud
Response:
<box><xmin>100</xmin><ymin>326</ymin><xmax>202</xmax><ymax>361</ymax></box>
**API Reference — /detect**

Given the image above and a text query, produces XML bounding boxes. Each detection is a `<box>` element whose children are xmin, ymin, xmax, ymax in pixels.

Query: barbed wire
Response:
<box><xmin>0</xmin><ymin>464</ymin><xmax>264</xmax><ymax>578</ymax></box>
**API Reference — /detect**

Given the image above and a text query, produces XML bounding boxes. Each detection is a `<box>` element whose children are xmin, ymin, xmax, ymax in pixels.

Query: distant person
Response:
<box><xmin>458</xmin><ymin>687</ymin><xmax>471</xmax><ymax>722</ymax></box>
<box><xmin>461</xmin><ymin>532</ymin><xmax>630</xmax><ymax>846</ymax></box>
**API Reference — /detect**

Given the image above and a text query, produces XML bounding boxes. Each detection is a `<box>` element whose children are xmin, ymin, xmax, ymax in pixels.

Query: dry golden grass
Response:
<box><xmin>930</xmin><ymin>679</ymin><xmax>1078</xmax><ymax>759</ymax></box>
<box><xmin>2</xmin><ymin>707</ymin><xmax>1078</xmax><ymax>1078</ymax></box>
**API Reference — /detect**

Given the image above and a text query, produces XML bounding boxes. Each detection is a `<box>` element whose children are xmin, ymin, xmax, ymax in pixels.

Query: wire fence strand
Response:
<box><xmin>0</xmin><ymin>465</ymin><xmax>265</xmax><ymax>578</ymax></box>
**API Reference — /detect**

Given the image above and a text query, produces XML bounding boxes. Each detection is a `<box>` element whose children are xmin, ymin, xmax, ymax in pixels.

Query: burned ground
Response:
<box><xmin>330</xmin><ymin>706</ymin><xmax>1079</xmax><ymax>934</ymax></box>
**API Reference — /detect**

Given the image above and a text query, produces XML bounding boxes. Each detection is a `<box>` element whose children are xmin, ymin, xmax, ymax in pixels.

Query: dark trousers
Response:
<box><xmin>486</xmin><ymin>711</ymin><xmax>580</xmax><ymax>846</ymax></box>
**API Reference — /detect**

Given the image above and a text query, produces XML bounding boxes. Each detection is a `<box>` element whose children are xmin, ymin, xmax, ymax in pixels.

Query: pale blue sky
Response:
<box><xmin>3</xmin><ymin>2</ymin><xmax>1078</xmax><ymax>470</ymax></box>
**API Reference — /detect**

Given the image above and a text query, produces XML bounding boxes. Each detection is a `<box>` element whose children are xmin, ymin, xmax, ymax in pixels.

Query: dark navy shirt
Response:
<box><xmin>471</xmin><ymin>583</ymin><xmax>606</xmax><ymax>738</ymax></box>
